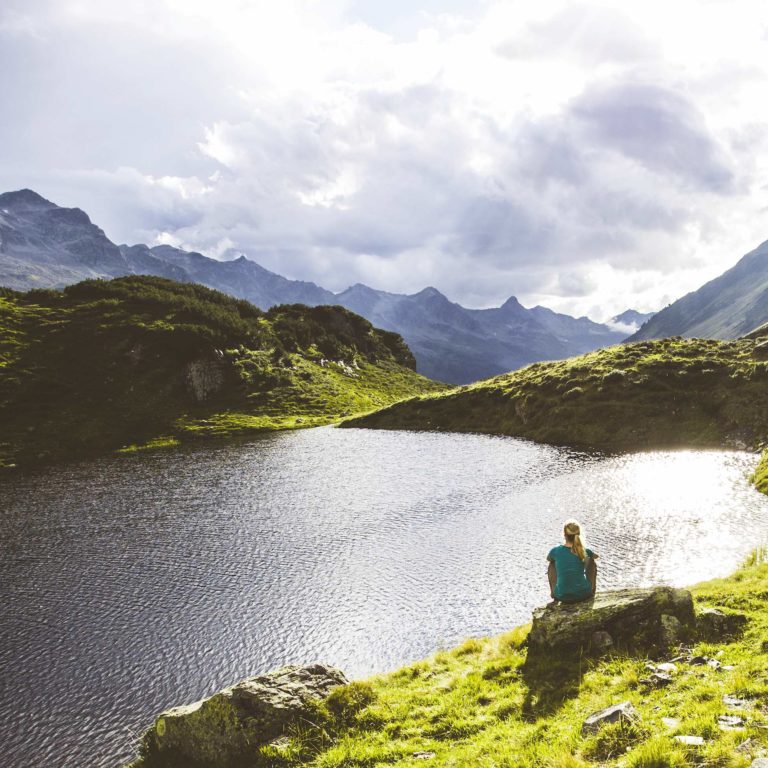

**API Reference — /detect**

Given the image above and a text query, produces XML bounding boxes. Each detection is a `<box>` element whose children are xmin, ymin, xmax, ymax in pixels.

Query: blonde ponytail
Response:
<box><xmin>564</xmin><ymin>519</ymin><xmax>586</xmax><ymax>561</ymax></box>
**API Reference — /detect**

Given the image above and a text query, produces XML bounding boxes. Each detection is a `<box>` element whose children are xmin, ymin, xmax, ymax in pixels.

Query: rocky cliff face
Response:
<box><xmin>0</xmin><ymin>189</ymin><xmax>131</xmax><ymax>287</ymax></box>
<box><xmin>184</xmin><ymin>357</ymin><xmax>226</xmax><ymax>402</ymax></box>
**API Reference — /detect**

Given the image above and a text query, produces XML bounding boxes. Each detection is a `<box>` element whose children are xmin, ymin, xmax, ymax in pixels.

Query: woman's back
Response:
<box><xmin>547</xmin><ymin>544</ymin><xmax>594</xmax><ymax>602</ymax></box>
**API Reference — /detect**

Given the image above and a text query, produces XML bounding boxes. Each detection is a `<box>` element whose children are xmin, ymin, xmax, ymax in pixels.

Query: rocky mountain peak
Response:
<box><xmin>338</xmin><ymin>283</ymin><xmax>380</xmax><ymax>298</ymax></box>
<box><xmin>0</xmin><ymin>188</ymin><xmax>56</xmax><ymax>212</ymax></box>
<box><xmin>412</xmin><ymin>286</ymin><xmax>449</xmax><ymax>303</ymax></box>
<box><xmin>500</xmin><ymin>295</ymin><xmax>524</xmax><ymax>311</ymax></box>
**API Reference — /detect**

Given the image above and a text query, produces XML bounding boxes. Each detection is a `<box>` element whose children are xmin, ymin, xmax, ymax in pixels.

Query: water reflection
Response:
<box><xmin>1</xmin><ymin>429</ymin><xmax>766</xmax><ymax>768</ymax></box>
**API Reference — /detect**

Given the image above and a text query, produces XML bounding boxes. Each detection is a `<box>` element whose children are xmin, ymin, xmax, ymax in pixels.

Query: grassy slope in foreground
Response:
<box><xmin>344</xmin><ymin>336</ymin><xmax>768</xmax><ymax>451</ymax></box>
<box><xmin>0</xmin><ymin>276</ymin><xmax>444</xmax><ymax>469</ymax></box>
<box><xmin>134</xmin><ymin>553</ymin><xmax>768</xmax><ymax>768</ymax></box>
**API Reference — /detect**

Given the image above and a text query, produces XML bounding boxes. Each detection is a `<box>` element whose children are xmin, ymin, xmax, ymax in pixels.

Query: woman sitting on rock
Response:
<box><xmin>547</xmin><ymin>519</ymin><xmax>598</xmax><ymax>603</ymax></box>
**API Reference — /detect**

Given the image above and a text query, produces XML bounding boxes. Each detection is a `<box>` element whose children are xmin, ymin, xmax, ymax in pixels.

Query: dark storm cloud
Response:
<box><xmin>452</xmin><ymin>196</ymin><xmax>556</xmax><ymax>263</ymax></box>
<box><xmin>572</xmin><ymin>83</ymin><xmax>735</xmax><ymax>193</ymax></box>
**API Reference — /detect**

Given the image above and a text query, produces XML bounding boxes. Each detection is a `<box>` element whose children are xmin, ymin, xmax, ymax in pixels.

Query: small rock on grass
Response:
<box><xmin>582</xmin><ymin>702</ymin><xmax>639</xmax><ymax>735</ymax></box>
<box><xmin>662</xmin><ymin>717</ymin><xmax>681</xmax><ymax>729</ymax></box>
<box><xmin>640</xmin><ymin>673</ymin><xmax>673</xmax><ymax>688</ymax></box>
<box><xmin>724</xmin><ymin>694</ymin><xmax>752</xmax><ymax>709</ymax></box>
<box><xmin>675</xmin><ymin>735</ymin><xmax>705</xmax><ymax>746</ymax></box>
<box><xmin>719</xmin><ymin>715</ymin><xmax>746</xmax><ymax>730</ymax></box>
<box><xmin>413</xmin><ymin>751</ymin><xmax>436</xmax><ymax>760</ymax></box>
<box><xmin>750</xmin><ymin>759</ymin><xmax>768</xmax><ymax>767</ymax></box>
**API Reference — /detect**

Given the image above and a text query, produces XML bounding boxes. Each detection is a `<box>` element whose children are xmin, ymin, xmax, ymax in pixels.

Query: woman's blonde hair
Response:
<box><xmin>564</xmin><ymin>519</ymin><xmax>586</xmax><ymax>561</ymax></box>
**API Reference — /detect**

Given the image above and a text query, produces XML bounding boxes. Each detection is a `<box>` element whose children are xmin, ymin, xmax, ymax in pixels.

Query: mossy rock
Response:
<box><xmin>139</xmin><ymin>664</ymin><xmax>348</xmax><ymax>768</ymax></box>
<box><xmin>526</xmin><ymin>587</ymin><xmax>695</xmax><ymax>660</ymax></box>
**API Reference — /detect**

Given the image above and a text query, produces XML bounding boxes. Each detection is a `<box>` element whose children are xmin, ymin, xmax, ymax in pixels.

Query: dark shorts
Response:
<box><xmin>557</xmin><ymin>592</ymin><xmax>593</xmax><ymax>604</ymax></box>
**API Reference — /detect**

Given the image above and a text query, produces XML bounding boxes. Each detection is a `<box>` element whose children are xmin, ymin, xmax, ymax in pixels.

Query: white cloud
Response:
<box><xmin>1</xmin><ymin>0</ymin><xmax>768</xmax><ymax>320</ymax></box>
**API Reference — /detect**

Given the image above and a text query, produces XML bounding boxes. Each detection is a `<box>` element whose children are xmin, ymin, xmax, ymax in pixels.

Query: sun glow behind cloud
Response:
<box><xmin>1</xmin><ymin>0</ymin><xmax>767</xmax><ymax>318</ymax></box>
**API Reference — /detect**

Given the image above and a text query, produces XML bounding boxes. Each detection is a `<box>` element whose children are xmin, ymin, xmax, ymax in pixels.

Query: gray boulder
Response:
<box><xmin>527</xmin><ymin>587</ymin><xmax>695</xmax><ymax>658</ymax></box>
<box><xmin>697</xmin><ymin>607</ymin><xmax>748</xmax><ymax>641</ymax></box>
<box><xmin>139</xmin><ymin>664</ymin><xmax>348</xmax><ymax>767</ymax></box>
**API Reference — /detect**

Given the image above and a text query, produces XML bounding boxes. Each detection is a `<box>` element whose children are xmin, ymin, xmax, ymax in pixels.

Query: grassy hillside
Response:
<box><xmin>133</xmin><ymin>551</ymin><xmax>768</xmax><ymax>768</ymax></box>
<box><xmin>0</xmin><ymin>276</ymin><xmax>443</xmax><ymax>470</ymax></box>
<box><xmin>344</xmin><ymin>336</ymin><xmax>768</xmax><ymax>452</ymax></box>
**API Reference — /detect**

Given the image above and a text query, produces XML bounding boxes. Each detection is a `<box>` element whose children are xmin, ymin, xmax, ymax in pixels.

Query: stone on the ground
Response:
<box><xmin>662</xmin><ymin>717</ymin><xmax>680</xmax><ymax>729</ymax></box>
<box><xmin>655</xmin><ymin>662</ymin><xmax>678</xmax><ymax>675</ymax></box>
<box><xmin>140</xmin><ymin>664</ymin><xmax>348</xmax><ymax>767</ymax></box>
<box><xmin>675</xmin><ymin>735</ymin><xmax>704</xmax><ymax>746</ymax></box>
<box><xmin>413</xmin><ymin>751</ymin><xmax>436</xmax><ymax>759</ymax></box>
<box><xmin>724</xmin><ymin>694</ymin><xmax>752</xmax><ymax>709</ymax></box>
<box><xmin>581</xmin><ymin>702</ymin><xmax>640</xmax><ymax>735</ymax></box>
<box><xmin>697</xmin><ymin>607</ymin><xmax>748</xmax><ymax>641</ymax></box>
<box><xmin>528</xmin><ymin>587</ymin><xmax>695</xmax><ymax>658</ymax></box>
<box><xmin>750</xmin><ymin>760</ymin><xmax>768</xmax><ymax>767</ymax></box>
<box><xmin>719</xmin><ymin>715</ymin><xmax>746</xmax><ymax>730</ymax></box>
<box><xmin>640</xmin><ymin>672</ymin><xmax>673</xmax><ymax>687</ymax></box>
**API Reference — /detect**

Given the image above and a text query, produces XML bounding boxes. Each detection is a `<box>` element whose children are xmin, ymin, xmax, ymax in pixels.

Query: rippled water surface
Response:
<box><xmin>2</xmin><ymin>427</ymin><xmax>768</xmax><ymax>767</ymax></box>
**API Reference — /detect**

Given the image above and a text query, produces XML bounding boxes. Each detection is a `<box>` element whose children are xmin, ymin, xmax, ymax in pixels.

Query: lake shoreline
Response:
<box><xmin>125</xmin><ymin>446</ymin><xmax>768</xmax><ymax>768</ymax></box>
<box><xmin>5</xmin><ymin>431</ymin><xmax>766</xmax><ymax>768</ymax></box>
<box><xmin>127</xmin><ymin>545</ymin><xmax>768</xmax><ymax>768</ymax></box>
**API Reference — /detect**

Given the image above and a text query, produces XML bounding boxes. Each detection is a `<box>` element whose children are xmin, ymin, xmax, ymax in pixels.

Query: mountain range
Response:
<box><xmin>0</xmin><ymin>189</ymin><xmax>631</xmax><ymax>382</ymax></box>
<box><xmin>630</xmin><ymin>238</ymin><xmax>768</xmax><ymax>341</ymax></box>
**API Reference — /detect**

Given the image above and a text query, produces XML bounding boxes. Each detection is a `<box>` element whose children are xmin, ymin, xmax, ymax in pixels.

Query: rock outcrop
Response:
<box><xmin>696</xmin><ymin>607</ymin><xmax>748</xmax><ymax>641</ymax></box>
<box><xmin>527</xmin><ymin>587</ymin><xmax>695</xmax><ymax>658</ymax></box>
<box><xmin>139</xmin><ymin>664</ymin><xmax>348</xmax><ymax>768</ymax></box>
<box><xmin>184</xmin><ymin>357</ymin><xmax>226</xmax><ymax>402</ymax></box>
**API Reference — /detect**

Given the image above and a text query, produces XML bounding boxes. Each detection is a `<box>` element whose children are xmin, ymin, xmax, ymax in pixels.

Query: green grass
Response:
<box><xmin>133</xmin><ymin>553</ymin><xmax>768</xmax><ymax>768</ymax></box>
<box><xmin>750</xmin><ymin>449</ymin><xmax>768</xmax><ymax>494</ymax></box>
<box><xmin>344</xmin><ymin>336</ymin><xmax>768</xmax><ymax>452</ymax></box>
<box><xmin>0</xmin><ymin>277</ymin><xmax>444</xmax><ymax>469</ymax></box>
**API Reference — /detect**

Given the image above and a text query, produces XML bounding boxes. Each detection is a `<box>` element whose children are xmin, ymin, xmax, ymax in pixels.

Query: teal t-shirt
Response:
<box><xmin>547</xmin><ymin>545</ymin><xmax>595</xmax><ymax>601</ymax></box>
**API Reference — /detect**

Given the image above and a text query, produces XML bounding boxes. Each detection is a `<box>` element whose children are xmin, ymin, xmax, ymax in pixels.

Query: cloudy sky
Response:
<box><xmin>1</xmin><ymin>0</ymin><xmax>767</xmax><ymax>320</ymax></box>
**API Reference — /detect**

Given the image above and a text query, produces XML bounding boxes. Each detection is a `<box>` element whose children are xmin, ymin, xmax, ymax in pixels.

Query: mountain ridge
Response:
<box><xmin>630</xmin><ymin>239</ymin><xmax>768</xmax><ymax>341</ymax></box>
<box><xmin>0</xmin><ymin>188</ymin><xmax>628</xmax><ymax>383</ymax></box>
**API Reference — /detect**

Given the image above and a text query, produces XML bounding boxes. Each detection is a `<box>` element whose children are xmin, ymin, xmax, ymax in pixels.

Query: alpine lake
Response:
<box><xmin>3</xmin><ymin>426</ymin><xmax>768</xmax><ymax>767</ymax></box>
